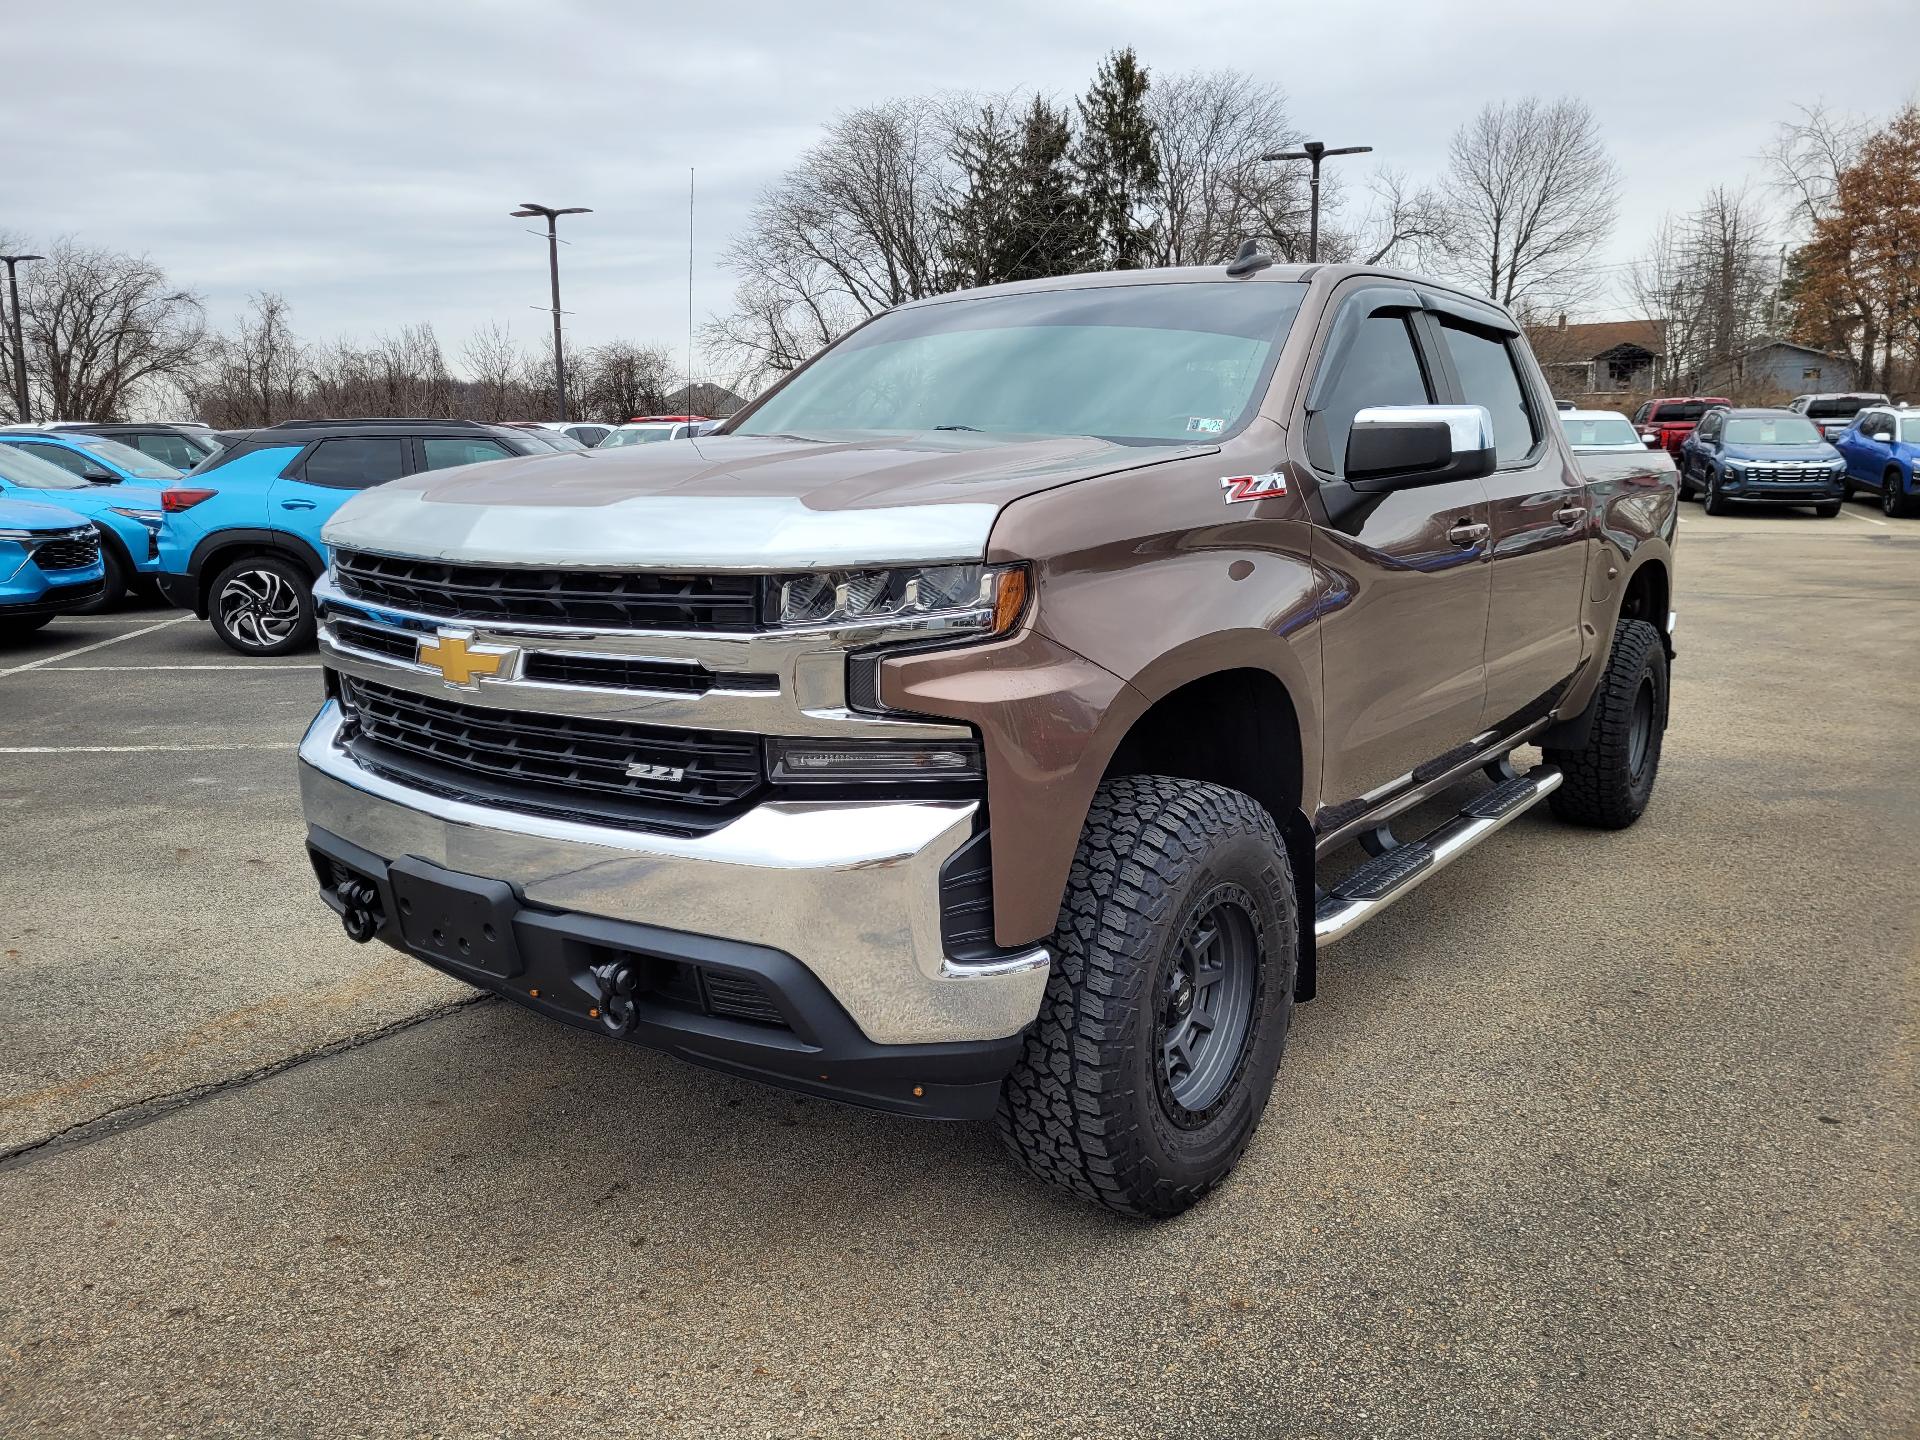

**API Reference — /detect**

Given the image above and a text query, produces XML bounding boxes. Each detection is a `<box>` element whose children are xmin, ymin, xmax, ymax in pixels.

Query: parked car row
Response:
<box><xmin>0</xmin><ymin>415</ymin><xmax>619</xmax><ymax>649</ymax></box>
<box><xmin>1616</xmin><ymin>393</ymin><xmax>1916</xmax><ymax>519</ymax></box>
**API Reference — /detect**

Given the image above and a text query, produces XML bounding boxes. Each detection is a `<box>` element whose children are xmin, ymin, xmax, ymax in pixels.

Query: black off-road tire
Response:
<box><xmin>1546</xmin><ymin>617</ymin><xmax>1667</xmax><ymax>830</ymax></box>
<box><xmin>996</xmin><ymin>775</ymin><xmax>1298</xmax><ymax>1220</ymax></box>
<box><xmin>1813</xmin><ymin>502</ymin><xmax>1842</xmax><ymax>518</ymax></box>
<box><xmin>1702</xmin><ymin>471</ymin><xmax>1732</xmax><ymax>516</ymax></box>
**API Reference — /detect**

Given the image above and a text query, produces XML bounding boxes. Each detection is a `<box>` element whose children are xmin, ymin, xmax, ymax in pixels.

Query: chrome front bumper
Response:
<box><xmin>297</xmin><ymin>702</ymin><xmax>1048</xmax><ymax>1045</ymax></box>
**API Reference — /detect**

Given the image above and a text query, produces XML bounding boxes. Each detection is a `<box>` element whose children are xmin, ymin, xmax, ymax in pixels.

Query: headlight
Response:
<box><xmin>767</xmin><ymin>563</ymin><xmax>1028</xmax><ymax>636</ymax></box>
<box><xmin>109</xmin><ymin>507</ymin><xmax>165</xmax><ymax>529</ymax></box>
<box><xmin>0</xmin><ymin>528</ymin><xmax>42</xmax><ymax>541</ymax></box>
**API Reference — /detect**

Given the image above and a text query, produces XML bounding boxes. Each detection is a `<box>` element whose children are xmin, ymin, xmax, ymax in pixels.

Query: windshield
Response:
<box><xmin>602</xmin><ymin>425</ymin><xmax>679</xmax><ymax>446</ymax></box>
<box><xmin>1650</xmin><ymin>402</ymin><xmax>1712</xmax><ymax>423</ymax></box>
<box><xmin>1805</xmin><ymin>396</ymin><xmax>1878</xmax><ymax>419</ymax></box>
<box><xmin>1561</xmin><ymin>415</ymin><xmax>1640</xmax><ymax>448</ymax></box>
<box><xmin>72</xmin><ymin>435</ymin><xmax>183</xmax><ymax>479</ymax></box>
<box><xmin>1725</xmin><ymin>416</ymin><xmax>1823</xmax><ymax>445</ymax></box>
<box><xmin>736</xmin><ymin>281</ymin><xmax>1308</xmax><ymax>446</ymax></box>
<box><xmin>0</xmin><ymin>442</ymin><xmax>93</xmax><ymax>490</ymax></box>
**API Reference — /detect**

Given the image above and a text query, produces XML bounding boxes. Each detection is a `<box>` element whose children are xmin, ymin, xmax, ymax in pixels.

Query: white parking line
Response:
<box><xmin>0</xmin><ymin>617</ymin><xmax>190</xmax><ymax>678</ymax></box>
<box><xmin>1836</xmin><ymin>507</ymin><xmax>1889</xmax><ymax>527</ymax></box>
<box><xmin>0</xmin><ymin>743</ymin><xmax>298</xmax><ymax>754</ymax></box>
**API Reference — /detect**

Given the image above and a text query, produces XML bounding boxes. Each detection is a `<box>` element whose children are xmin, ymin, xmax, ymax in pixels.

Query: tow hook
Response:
<box><xmin>590</xmin><ymin>959</ymin><xmax>641</xmax><ymax>1035</ymax></box>
<box><xmin>336</xmin><ymin>877</ymin><xmax>380</xmax><ymax>944</ymax></box>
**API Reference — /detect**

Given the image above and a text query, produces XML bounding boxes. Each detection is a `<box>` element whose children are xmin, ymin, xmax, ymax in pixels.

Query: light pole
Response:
<box><xmin>510</xmin><ymin>204</ymin><xmax>591</xmax><ymax>420</ymax></box>
<box><xmin>1259</xmin><ymin>142</ymin><xmax>1371</xmax><ymax>263</ymax></box>
<box><xmin>0</xmin><ymin>253</ymin><xmax>42</xmax><ymax>423</ymax></box>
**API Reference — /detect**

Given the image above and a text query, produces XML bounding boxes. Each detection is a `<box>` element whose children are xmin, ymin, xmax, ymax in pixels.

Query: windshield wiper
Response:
<box><xmin>932</xmin><ymin>424</ymin><xmax>982</xmax><ymax>432</ymax></box>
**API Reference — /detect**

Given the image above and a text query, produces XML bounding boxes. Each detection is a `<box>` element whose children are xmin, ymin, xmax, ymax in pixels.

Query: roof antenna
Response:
<box><xmin>1225</xmin><ymin>239</ymin><xmax>1274</xmax><ymax>277</ymax></box>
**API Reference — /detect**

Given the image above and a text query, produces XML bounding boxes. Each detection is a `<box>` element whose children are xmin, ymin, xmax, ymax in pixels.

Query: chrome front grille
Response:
<box><xmin>332</xmin><ymin>549</ymin><xmax>763</xmax><ymax>632</ymax></box>
<box><xmin>340</xmin><ymin>675</ymin><xmax>765</xmax><ymax>829</ymax></box>
<box><xmin>1743</xmin><ymin>464</ymin><xmax>1833</xmax><ymax>483</ymax></box>
<box><xmin>30</xmin><ymin>530</ymin><xmax>100</xmax><ymax>572</ymax></box>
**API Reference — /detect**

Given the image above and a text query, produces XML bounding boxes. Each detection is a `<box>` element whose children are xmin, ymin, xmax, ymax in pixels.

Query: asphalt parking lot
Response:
<box><xmin>1</xmin><ymin>502</ymin><xmax>1915</xmax><ymax>1438</ymax></box>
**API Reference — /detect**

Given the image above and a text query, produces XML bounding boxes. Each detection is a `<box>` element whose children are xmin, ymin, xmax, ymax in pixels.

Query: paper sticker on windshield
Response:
<box><xmin>1221</xmin><ymin>472</ymin><xmax>1287</xmax><ymax>504</ymax></box>
<box><xmin>1187</xmin><ymin>416</ymin><xmax>1225</xmax><ymax>434</ymax></box>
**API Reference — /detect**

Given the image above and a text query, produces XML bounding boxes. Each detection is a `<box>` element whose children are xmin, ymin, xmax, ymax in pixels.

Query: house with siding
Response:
<box><xmin>1526</xmin><ymin>317</ymin><xmax>1665</xmax><ymax>396</ymax></box>
<box><xmin>1701</xmin><ymin>337</ymin><xmax>1857</xmax><ymax>397</ymax></box>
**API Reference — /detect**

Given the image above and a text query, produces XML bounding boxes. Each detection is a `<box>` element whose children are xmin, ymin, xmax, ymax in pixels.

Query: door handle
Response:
<box><xmin>1447</xmin><ymin>520</ymin><xmax>1490</xmax><ymax>548</ymax></box>
<box><xmin>280</xmin><ymin>499</ymin><xmax>317</xmax><ymax>510</ymax></box>
<box><xmin>1555</xmin><ymin>504</ymin><xmax>1585</xmax><ymax>526</ymax></box>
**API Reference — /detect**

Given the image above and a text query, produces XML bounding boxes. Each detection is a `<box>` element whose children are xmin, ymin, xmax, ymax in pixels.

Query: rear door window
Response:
<box><xmin>421</xmin><ymin>438</ymin><xmax>513</xmax><ymax>470</ymax></box>
<box><xmin>1437</xmin><ymin>320</ymin><xmax>1538</xmax><ymax>466</ymax></box>
<box><xmin>132</xmin><ymin>432</ymin><xmax>203</xmax><ymax>470</ymax></box>
<box><xmin>298</xmin><ymin>438</ymin><xmax>407</xmax><ymax>489</ymax></box>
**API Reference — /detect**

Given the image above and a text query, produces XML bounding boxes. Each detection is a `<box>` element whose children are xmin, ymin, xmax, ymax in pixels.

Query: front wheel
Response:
<box><xmin>997</xmin><ymin>775</ymin><xmax>1298</xmax><ymax>1220</ymax></box>
<box><xmin>1546</xmin><ymin>617</ymin><xmax>1668</xmax><ymax>829</ymax></box>
<box><xmin>208</xmin><ymin>554</ymin><xmax>316</xmax><ymax>656</ymax></box>
<box><xmin>70</xmin><ymin>540</ymin><xmax>129</xmax><ymax>614</ymax></box>
<box><xmin>1885</xmin><ymin>468</ymin><xmax>1918</xmax><ymax>519</ymax></box>
<box><xmin>1702</xmin><ymin>471</ymin><xmax>1732</xmax><ymax>516</ymax></box>
<box><xmin>1813</xmin><ymin>502</ymin><xmax>1841</xmax><ymax>518</ymax></box>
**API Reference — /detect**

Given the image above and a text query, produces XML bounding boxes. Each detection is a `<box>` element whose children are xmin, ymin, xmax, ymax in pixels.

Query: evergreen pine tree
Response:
<box><xmin>1074</xmin><ymin>48</ymin><xmax>1162</xmax><ymax>269</ymax></box>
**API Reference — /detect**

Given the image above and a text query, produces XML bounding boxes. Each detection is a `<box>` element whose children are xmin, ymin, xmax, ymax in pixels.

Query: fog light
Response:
<box><xmin>766</xmin><ymin>738</ymin><xmax>983</xmax><ymax>784</ymax></box>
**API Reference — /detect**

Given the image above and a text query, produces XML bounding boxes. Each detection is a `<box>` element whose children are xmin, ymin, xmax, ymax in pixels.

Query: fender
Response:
<box><xmin>187</xmin><ymin>528</ymin><xmax>326</xmax><ymax>613</ymax></box>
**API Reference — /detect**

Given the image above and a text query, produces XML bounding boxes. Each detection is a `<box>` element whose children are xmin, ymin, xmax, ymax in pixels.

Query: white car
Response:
<box><xmin>1559</xmin><ymin>408</ymin><xmax>1648</xmax><ymax>452</ymax></box>
<box><xmin>598</xmin><ymin>420</ymin><xmax>700</xmax><ymax>447</ymax></box>
<box><xmin>511</xmin><ymin>420</ymin><xmax>612</xmax><ymax>448</ymax></box>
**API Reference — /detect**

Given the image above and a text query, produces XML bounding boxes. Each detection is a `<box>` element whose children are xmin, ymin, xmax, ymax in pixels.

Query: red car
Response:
<box><xmin>1631</xmin><ymin>397</ymin><xmax>1731</xmax><ymax>459</ymax></box>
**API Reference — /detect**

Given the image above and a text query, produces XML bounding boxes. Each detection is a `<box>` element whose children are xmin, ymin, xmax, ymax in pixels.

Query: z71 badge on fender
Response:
<box><xmin>1220</xmin><ymin>472</ymin><xmax>1288</xmax><ymax>504</ymax></box>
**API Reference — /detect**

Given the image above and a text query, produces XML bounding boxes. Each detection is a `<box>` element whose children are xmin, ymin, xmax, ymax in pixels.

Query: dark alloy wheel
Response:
<box><xmin>1155</xmin><ymin>885</ymin><xmax>1262</xmax><ymax>1126</ymax></box>
<box><xmin>997</xmin><ymin>775</ymin><xmax>1299</xmax><ymax>1219</ymax></box>
<box><xmin>208</xmin><ymin>554</ymin><xmax>317</xmax><ymax>657</ymax></box>
<box><xmin>1885</xmin><ymin>467</ymin><xmax>1918</xmax><ymax>519</ymax></box>
<box><xmin>1702</xmin><ymin>470</ymin><xmax>1731</xmax><ymax>516</ymax></box>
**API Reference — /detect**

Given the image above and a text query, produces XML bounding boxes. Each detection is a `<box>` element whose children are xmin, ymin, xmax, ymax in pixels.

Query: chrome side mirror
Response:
<box><xmin>1345</xmin><ymin>404</ymin><xmax>1498</xmax><ymax>492</ymax></box>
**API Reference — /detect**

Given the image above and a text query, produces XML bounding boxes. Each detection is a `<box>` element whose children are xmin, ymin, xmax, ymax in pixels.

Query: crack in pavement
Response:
<box><xmin>0</xmin><ymin>995</ymin><xmax>491</xmax><ymax>1175</ymax></box>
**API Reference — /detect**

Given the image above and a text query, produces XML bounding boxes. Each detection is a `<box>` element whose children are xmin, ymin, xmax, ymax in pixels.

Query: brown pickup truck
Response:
<box><xmin>300</xmin><ymin>258</ymin><xmax>1677</xmax><ymax>1217</ymax></box>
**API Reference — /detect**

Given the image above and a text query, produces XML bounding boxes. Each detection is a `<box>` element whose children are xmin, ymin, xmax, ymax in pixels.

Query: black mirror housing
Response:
<box><xmin>1343</xmin><ymin>404</ymin><xmax>1497</xmax><ymax>493</ymax></box>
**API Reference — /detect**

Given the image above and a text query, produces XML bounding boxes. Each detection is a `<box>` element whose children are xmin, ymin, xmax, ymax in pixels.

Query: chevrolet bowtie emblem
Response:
<box><xmin>417</xmin><ymin>629</ymin><xmax>517</xmax><ymax>689</ymax></box>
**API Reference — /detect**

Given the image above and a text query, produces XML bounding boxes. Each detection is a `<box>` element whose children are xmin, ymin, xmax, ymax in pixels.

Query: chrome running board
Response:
<box><xmin>1313</xmin><ymin>766</ymin><xmax>1562</xmax><ymax>943</ymax></box>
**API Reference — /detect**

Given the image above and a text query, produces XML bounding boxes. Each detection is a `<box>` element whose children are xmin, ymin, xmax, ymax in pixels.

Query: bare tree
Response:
<box><xmin>13</xmin><ymin>238</ymin><xmax>205</xmax><ymax>420</ymax></box>
<box><xmin>1762</xmin><ymin>103</ymin><xmax>1868</xmax><ymax>237</ymax></box>
<box><xmin>1630</xmin><ymin>188</ymin><xmax>1776</xmax><ymax>392</ymax></box>
<box><xmin>1351</xmin><ymin>166</ymin><xmax>1454</xmax><ymax>269</ymax></box>
<box><xmin>1145</xmin><ymin>70</ymin><xmax>1310</xmax><ymax>264</ymax></box>
<box><xmin>709</xmin><ymin>96</ymin><xmax>961</xmax><ymax>382</ymax></box>
<box><xmin>1439</xmin><ymin>96</ymin><xmax>1620</xmax><ymax>317</ymax></box>
<box><xmin>580</xmin><ymin>340</ymin><xmax>677</xmax><ymax>421</ymax></box>
<box><xmin>460</xmin><ymin>321</ymin><xmax>535</xmax><ymax>422</ymax></box>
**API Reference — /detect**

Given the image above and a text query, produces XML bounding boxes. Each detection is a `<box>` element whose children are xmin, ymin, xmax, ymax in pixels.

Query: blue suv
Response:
<box><xmin>1833</xmin><ymin>403</ymin><xmax>1919</xmax><ymax>518</ymax></box>
<box><xmin>157</xmin><ymin>418</ymin><xmax>554</xmax><ymax>655</ymax></box>
<box><xmin>1676</xmin><ymin>407</ymin><xmax>1848</xmax><ymax>517</ymax></box>
<box><xmin>0</xmin><ymin>429</ymin><xmax>184</xmax><ymax>488</ymax></box>
<box><xmin>0</xmin><ymin>495</ymin><xmax>108</xmax><ymax>638</ymax></box>
<box><xmin>0</xmin><ymin>441</ymin><xmax>170</xmax><ymax>610</ymax></box>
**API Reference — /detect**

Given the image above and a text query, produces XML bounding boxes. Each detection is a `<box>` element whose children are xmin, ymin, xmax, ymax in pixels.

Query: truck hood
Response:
<box><xmin>324</xmin><ymin>431</ymin><xmax>1210</xmax><ymax>569</ymax></box>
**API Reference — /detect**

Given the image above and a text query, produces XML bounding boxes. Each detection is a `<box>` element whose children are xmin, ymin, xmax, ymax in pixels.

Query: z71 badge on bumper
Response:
<box><xmin>1221</xmin><ymin>472</ymin><xmax>1287</xmax><ymax>504</ymax></box>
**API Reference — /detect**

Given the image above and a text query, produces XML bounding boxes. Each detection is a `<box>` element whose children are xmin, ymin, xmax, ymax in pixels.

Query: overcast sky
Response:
<box><xmin>7</xmin><ymin>0</ymin><xmax>1917</xmax><ymax>383</ymax></box>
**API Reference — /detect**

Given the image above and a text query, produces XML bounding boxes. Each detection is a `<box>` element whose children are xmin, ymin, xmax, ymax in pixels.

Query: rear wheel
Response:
<box><xmin>208</xmin><ymin>554</ymin><xmax>316</xmax><ymax>657</ymax></box>
<box><xmin>1546</xmin><ymin>617</ymin><xmax>1667</xmax><ymax>829</ymax></box>
<box><xmin>997</xmin><ymin>775</ymin><xmax>1298</xmax><ymax>1220</ymax></box>
<box><xmin>1885</xmin><ymin>467</ymin><xmax>1918</xmax><ymax>519</ymax></box>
